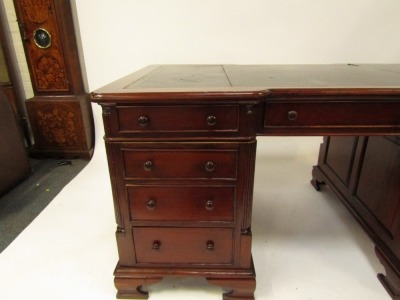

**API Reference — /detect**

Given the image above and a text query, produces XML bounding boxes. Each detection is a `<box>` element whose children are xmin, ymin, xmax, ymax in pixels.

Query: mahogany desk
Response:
<box><xmin>91</xmin><ymin>65</ymin><xmax>400</xmax><ymax>299</ymax></box>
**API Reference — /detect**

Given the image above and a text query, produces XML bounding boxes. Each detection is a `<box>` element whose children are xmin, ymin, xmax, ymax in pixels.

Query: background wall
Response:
<box><xmin>2</xmin><ymin>0</ymin><xmax>400</xmax><ymax>95</ymax></box>
<box><xmin>71</xmin><ymin>0</ymin><xmax>400</xmax><ymax>92</ymax></box>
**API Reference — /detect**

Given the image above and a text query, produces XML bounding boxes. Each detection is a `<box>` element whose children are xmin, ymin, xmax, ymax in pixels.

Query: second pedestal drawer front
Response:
<box><xmin>128</xmin><ymin>185</ymin><xmax>235</xmax><ymax>221</ymax></box>
<box><xmin>133</xmin><ymin>227</ymin><xmax>234</xmax><ymax>264</ymax></box>
<box><xmin>123</xmin><ymin>149</ymin><xmax>238</xmax><ymax>180</ymax></box>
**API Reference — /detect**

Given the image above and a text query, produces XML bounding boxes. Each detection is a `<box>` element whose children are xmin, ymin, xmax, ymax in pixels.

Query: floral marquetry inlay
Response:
<box><xmin>36</xmin><ymin>108</ymin><xmax>78</xmax><ymax>146</ymax></box>
<box><xmin>21</xmin><ymin>0</ymin><xmax>51</xmax><ymax>24</ymax></box>
<box><xmin>36</xmin><ymin>55</ymin><xmax>68</xmax><ymax>90</ymax></box>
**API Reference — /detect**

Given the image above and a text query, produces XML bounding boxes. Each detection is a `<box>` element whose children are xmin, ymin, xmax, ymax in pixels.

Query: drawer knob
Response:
<box><xmin>147</xmin><ymin>199</ymin><xmax>156</xmax><ymax>210</ymax></box>
<box><xmin>205</xmin><ymin>161</ymin><xmax>216</xmax><ymax>172</ymax></box>
<box><xmin>138</xmin><ymin>116</ymin><xmax>150</xmax><ymax>127</ymax></box>
<box><xmin>207</xmin><ymin>240</ymin><xmax>215</xmax><ymax>251</ymax></box>
<box><xmin>205</xmin><ymin>200</ymin><xmax>214</xmax><ymax>210</ymax></box>
<box><xmin>144</xmin><ymin>161</ymin><xmax>153</xmax><ymax>171</ymax></box>
<box><xmin>207</xmin><ymin>115</ymin><xmax>217</xmax><ymax>126</ymax></box>
<box><xmin>152</xmin><ymin>240</ymin><xmax>161</xmax><ymax>250</ymax></box>
<box><xmin>287</xmin><ymin>110</ymin><xmax>298</xmax><ymax>121</ymax></box>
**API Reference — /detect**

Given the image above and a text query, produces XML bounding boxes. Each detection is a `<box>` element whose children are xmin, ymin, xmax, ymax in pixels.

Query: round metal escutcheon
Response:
<box><xmin>33</xmin><ymin>28</ymin><xmax>52</xmax><ymax>49</ymax></box>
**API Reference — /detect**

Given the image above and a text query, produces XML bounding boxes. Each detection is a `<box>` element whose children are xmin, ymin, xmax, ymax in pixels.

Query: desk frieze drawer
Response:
<box><xmin>263</xmin><ymin>100</ymin><xmax>400</xmax><ymax>135</ymax></box>
<box><xmin>128</xmin><ymin>185</ymin><xmax>235</xmax><ymax>222</ymax></box>
<box><xmin>133</xmin><ymin>227</ymin><xmax>234</xmax><ymax>265</ymax></box>
<box><xmin>115</xmin><ymin>105</ymin><xmax>239</xmax><ymax>134</ymax></box>
<box><xmin>122</xmin><ymin>148</ymin><xmax>238</xmax><ymax>180</ymax></box>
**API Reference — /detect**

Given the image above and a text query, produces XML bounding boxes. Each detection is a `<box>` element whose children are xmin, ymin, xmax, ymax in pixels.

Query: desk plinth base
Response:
<box><xmin>114</xmin><ymin>261</ymin><xmax>256</xmax><ymax>300</ymax></box>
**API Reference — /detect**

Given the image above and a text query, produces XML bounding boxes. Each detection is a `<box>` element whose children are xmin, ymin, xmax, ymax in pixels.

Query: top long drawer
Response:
<box><xmin>105</xmin><ymin>105</ymin><xmax>240</xmax><ymax>137</ymax></box>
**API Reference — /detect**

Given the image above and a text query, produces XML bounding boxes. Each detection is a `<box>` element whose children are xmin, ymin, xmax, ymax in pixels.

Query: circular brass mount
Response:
<box><xmin>33</xmin><ymin>28</ymin><xmax>52</xmax><ymax>49</ymax></box>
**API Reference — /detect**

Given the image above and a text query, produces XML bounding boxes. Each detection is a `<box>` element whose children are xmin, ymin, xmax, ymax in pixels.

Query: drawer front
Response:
<box><xmin>117</xmin><ymin>105</ymin><xmax>239</xmax><ymax>133</ymax></box>
<box><xmin>263</xmin><ymin>101</ymin><xmax>400</xmax><ymax>134</ymax></box>
<box><xmin>123</xmin><ymin>149</ymin><xmax>238</xmax><ymax>180</ymax></box>
<box><xmin>128</xmin><ymin>185</ymin><xmax>235</xmax><ymax>221</ymax></box>
<box><xmin>133</xmin><ymin>227</ymin><xmax>233</xmax><ymax>264</ymax></box>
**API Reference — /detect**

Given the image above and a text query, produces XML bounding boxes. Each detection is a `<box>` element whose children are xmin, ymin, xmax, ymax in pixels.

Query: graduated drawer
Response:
<box><xmin>116</xmin><ymin>105</ymin><xmax>239</xmax><ymax>133</ymax></box>
<box><xmin>122</xmin><ymin>148</ymin><xmax>238</xmax><ymax>180</ymax></box>
<box><xmin>128</xmin><ymin>185</ymin><xmax>235</xmax><ymax>221</ymax></box>
<box><xmin>263</xmin><ymin>100</ymin><xmax>400</xmax><ymax>135</ymax></box>
<box><xmin>133</xmin><ymin>227</ymin><xmax>233</xmax><ymax>264</ymax></box>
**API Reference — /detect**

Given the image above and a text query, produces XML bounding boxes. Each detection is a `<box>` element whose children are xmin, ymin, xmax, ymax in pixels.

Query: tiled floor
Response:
<box><xmin>0</xmin><ymin>105</ymin><xmax>390</xmax><ymax>300</ymax></box>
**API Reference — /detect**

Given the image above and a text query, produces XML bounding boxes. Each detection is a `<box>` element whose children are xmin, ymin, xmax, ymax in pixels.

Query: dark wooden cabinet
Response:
<box><xmin>312</xmin><ymin>136</ymin><xmax>400</xmax><ymax>299</ymax></box>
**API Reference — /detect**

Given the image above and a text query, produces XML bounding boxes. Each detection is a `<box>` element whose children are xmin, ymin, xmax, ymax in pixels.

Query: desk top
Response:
<box><xmin>92</xmin><ymin>64</ymin><xmax>400</xmax><ymax>102</ymax></box>
<box><xmin>91</xmin><ymin>65</ymin><xmax>400</xmax><ymax>137</ymax></box>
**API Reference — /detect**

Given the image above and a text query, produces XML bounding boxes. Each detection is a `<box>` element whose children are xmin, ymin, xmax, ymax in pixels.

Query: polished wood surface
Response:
<box><xmin>92</xmin><ymin>64</ymin><xmax>400</xmax><ymax>299</ymax></box>
<box><xmin>312</xmin><ymin>136</ymin><xmax>400</xmax><ymax>298</ymax></box>
<box><xmin>92</xmin><ymin>64</ymin><xmax>400</xmax><ymax>136</ymax></box>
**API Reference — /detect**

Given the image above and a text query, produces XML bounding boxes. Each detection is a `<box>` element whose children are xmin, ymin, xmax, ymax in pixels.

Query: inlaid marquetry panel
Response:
<box><xmin>14</xmin><ymin>0</ymin><xmax>69</xmax><ymax>92</ymax></box>
<box><xmin>13</xmin><ymin>0</ymin><xmax>94</xmax><ymax>158</ymax></box>
<box><xmin>26</xmin><ymin>98</ymin><xmax>88</xmax><ymax>154</ymax></box>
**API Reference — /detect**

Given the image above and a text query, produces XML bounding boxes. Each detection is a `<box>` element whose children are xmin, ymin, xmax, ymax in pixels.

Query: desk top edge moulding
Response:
<box><xmin>91</xmin><ymin>64</ymin><xmax>400</xmax><ymax>300</ymax></box>
<box><xmin>92</xmin><ymin>64</ymin><xmax>400</xmax><ymax>136</ymax></box>
<box><xmin>13</xmin><ymin>0</ymin><xmax>94</xmax><ymax>159</ymax></box>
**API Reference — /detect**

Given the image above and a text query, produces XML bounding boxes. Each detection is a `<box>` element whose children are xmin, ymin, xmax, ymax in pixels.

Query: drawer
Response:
<box><xmin>128</xmin><ymin>185</ymin><xmax>235</xmax><ymax>221</ymax></box>
<box><xmin>263</xmin><ymin>101</ymin><xmax>400</xmax><ymax>134</ymax></box>
<box><xmin>122</xmin><ymin>148</ymin><xmax>238</xmax><ymax>180</ymax></box>
<box><xmin>116</xmin><ymin>105</ymin><xmax>239</xmax><ymax>133</ymax></box>
<box><xmin>133</xmin><ymin>227</ymin><xmax>233</xmax><ymax>264</ymax></box>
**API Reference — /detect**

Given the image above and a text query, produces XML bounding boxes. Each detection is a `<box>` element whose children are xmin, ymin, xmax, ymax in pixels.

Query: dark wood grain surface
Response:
<box><xmin>92</xmin><ymin>64</ymin><xmax>400</xmax><ymax>299</ymax></box>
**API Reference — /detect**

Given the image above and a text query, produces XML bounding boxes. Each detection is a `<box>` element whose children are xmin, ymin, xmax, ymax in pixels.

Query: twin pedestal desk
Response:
<box><xmin>91</xmin><ymin>65</ymin><xmax>400</xmax><ymax>299</ymax></box>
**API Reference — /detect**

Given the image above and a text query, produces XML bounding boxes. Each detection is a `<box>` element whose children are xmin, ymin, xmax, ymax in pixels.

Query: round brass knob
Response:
<box><xmin>138</xmin><ymin>116</ymin><xmax>150</xmax><ymax>127</ymax></box>
<box><xmin>152</xmin><ymin>240</ymin><xmax>161</xmax><ymax>250</ymax></box>
<box><xmin>144</xmin><ymin>161</ymin><xmax>153</xmax><ymax>171</ymax></box>
<box><xmin>287</xmin><ymin>110</ymin><xmax>298</xmax><ymax>121</ymax></box>
<box><xmin>205</xmin><ymin>200</ymin><xmax>214</xmax><ymax>211</ymax></box>
<box><xmin>147</xmin><ymin>199</ymin><xmax>156</xmax><ymax>210</ymax></box>
<box><xmin>205</xmin><ymin>161</ymin><xmax>216</xmax><ymax>172</ymax></box>
<box><xmin>207</xmin><ymin>240</ymin><xmax>215</xmax><ymax>251</ymax></box>
<box><xmin>207</xmin><ymin>115</ymin><xmax>217</xmax><ymax>126</ymax></box>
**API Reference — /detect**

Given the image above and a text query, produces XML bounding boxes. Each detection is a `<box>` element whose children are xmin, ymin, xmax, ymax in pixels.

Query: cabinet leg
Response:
<box><xmin>311</xmin><ymin>166</ymin><xmax>325</xmax><ymax>191</ymax></box>
<box><xmin>114</xmin><ymin>277</ymin><xmax>163</xmax><ymax>299</ymax></box>
<box><xmin>310</xmin><ymin>178</ymin><xmax>325</xmax><ymax>191</ymax></box>
<box><xmin>207</xmin><ymin>277</ymin><xmax>256</xmax><ymax>300</ymax></box>
<box><xmin>375</xmin><ymin>247</ymin><xmax>400</xmax><ymax>300</ymax></box>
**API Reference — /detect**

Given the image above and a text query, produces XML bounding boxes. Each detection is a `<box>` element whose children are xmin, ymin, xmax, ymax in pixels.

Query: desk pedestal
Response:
<box><xmin>312</xmin><ymin>136</ymin><xmax>400</xmax><ymax>300</ymax></box>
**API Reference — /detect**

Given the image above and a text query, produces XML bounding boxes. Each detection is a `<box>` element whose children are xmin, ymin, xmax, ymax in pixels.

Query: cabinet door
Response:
<box><xmin>324</xmin><ymin>136</ymin><xmax>358</xmax><ymax>188</ymax></box>
<box><xmin>354</xmin><ymin>136</ymin><xmax>400</xmax><ymax>240</ymax></box>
